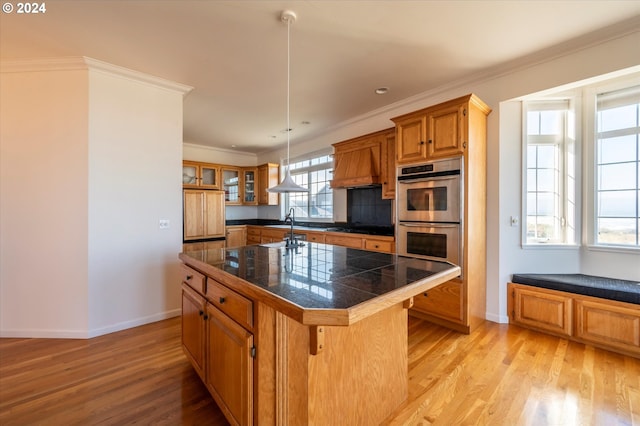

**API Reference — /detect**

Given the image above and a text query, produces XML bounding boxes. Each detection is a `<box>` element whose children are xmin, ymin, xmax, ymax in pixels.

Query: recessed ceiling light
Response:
<box><xmin>231</xmin><ymin>144</ymin><xmax>237</xmax><ymax>148</ymax></box>
<box><xmin>375</xmin><ymin>87</ymin><xmax>389</xmax><ymax>95</ymax></box>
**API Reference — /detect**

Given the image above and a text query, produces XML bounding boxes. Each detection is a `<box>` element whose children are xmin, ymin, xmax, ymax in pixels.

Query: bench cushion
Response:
<box><xmin>511</xmin><ymin>273</ymin><xmax>640</xmax><ymax>305</ymax></box>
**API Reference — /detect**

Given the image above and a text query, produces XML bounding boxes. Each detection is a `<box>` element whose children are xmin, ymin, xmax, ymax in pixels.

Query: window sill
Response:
<box><xmin>522</xmin><ymin>244</ymin><xmax>580</xmax><ymax>250</ymax></box>
<box><xmin>586</xmin><ymin>245</ymin><xmax>640</xmax><ymax>255</ymax></box>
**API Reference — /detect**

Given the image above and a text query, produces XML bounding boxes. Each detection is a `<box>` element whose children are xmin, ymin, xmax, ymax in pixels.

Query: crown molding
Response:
<box><xmin>1</xmin><ymin>56</ymin><xmax>193</xmax><ymax>95</ymax></box>
<box><xmin>183</xmin><ymin>142</ymin><xmax>258</xmax><ymax>158</ymax></box>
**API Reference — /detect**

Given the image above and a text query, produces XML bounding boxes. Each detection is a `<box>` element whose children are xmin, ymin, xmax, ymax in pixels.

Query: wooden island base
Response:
<box><xmin>256</xmin><ymin>302</ymin><xmax>408</xmax><ymax>425</ymax></box>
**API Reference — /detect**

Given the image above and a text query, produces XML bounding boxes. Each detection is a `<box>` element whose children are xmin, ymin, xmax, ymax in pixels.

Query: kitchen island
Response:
<box><xmin>179</xmin><ymin>242</ymin><xmax>460</xmax><ymax>425</ymax></box>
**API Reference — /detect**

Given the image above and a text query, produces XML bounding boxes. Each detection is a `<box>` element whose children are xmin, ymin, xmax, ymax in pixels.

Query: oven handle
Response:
<box><xmin>397</xmin><ymin>175</ymin><xmax>459</xmax><ymax>184</ymax></box>
<box><xmin>399</xmin><ymin>223</ymin><xmax>459</xmax><ymax>228</ymax></box>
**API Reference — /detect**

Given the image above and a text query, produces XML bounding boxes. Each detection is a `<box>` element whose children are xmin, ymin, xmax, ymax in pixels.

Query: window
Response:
<box><xmin>523</xmin><ymin>101</ymin><xmax>576</xmax><ymax>244</ymax></box>
<box><xmin>595</xmin><ymin>86</ymin><xmax>640</xmax><ymax>247</ymax></box>
<box><xmin>285</xmin><ymin>153</ymin><xmax>333</xmax><ymax>220</ymax></box>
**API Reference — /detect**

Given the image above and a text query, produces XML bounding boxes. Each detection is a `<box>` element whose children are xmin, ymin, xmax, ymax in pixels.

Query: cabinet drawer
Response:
<box><xmin>412</xmin><ymin>281</ymin><xmax>463</xmax><ymax>323</ymax></box>
<box><xmin>206</xmin><ymin>279</ymin><xmax>253</xmax><ymax>330</ymax></box>
<box><xmin>247</xmin><ymin>227</ymin><xmax>261</xmax><ymax>237</ymax></box>
<box><xmin>261</xmin><ymin>229</ymin><xmax>286</xmax><ymax>241</ymax></box>
<box><xmin>181</xmin><ymin>264</ymin><xmax>206</xmax><ymax>294</ymax></box>
<box><xmin>575</xmin><ymin>299</ymin><xmax>640</xmax><ymax>354</ymax></box>
<box><xmin>326</xmin><ymin>234</ymin><xmax>363</xmax><ymax>249</ymax></box>
<box><xmin>306</xmin><ymin>233</ymin><xmax>325</xmax><ymax>243</ymax></box>
<box><xmin>364</xmin><ymin>239</ymin><xmax>393</xmax><ymax>253</ymax></box>
<box><xmin>247</xmin><ymin>235</ymin><xmax>261</xmax><ymax>244</ymax></box>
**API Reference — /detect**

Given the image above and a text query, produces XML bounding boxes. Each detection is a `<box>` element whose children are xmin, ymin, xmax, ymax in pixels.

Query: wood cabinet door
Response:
<box><xmin>206</xmin><ymin>304</ymin><xmax>253</xmax><ymax>426</ymax></box>
<box><xmin>183</xmin><ymin>190</ymin><xmax>205</xmax><ymax>240</ymax></box>
<box><xmin>412</xmin><ymin>281</ymin><xmax>464</xmax><ymax>324</ymax></box>
<box><xmin>182</xmin><ymin>284</ymin><xmax>206</xmax><ymax>381</ymax></box>
<box><xmin>204</xmin><ymin>191</ymin><xmax>225</xmax><ymax>238</ymax></box>
<box><xmin>426</xmin><ymin>102</ymin><xmax>466</xmax><ymax>159</ymax></box>
<box><xmin>226</xmin><ymin>226</ymin><xmax>246</xmax><ymax>248</ymax></box>
<box><xmin>395</xmin><ymin>114</ymin><xmax>427</xmax><ymax>164</ymax></box>
<box><xmin>257</xmin><ymin>164</ymin><xmax>279</xmax><ymax>205</ymax></box>
<box><xmin>381</xmin><ymin>131</ymin><xmax>396</xmax><ymax>199</ymax></box>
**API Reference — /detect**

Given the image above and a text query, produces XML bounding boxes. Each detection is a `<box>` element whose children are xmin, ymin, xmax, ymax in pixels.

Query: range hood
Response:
<box><xmin>330</xmin><ymin>147</ymin><xmax>381</xmax><ymax>188</ymax></box>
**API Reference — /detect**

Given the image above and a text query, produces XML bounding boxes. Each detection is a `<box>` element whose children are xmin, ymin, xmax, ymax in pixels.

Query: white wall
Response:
<box><xmin>87</xmin><ymin>68</ymin><xmax>187</xmax><ymax>336</ymax></box>
<box><xmin>0</xmin><ymin>67</ymin><xmax>90</xmax><ymax>337</ymax></box>
<box><xmin>254</xmin><ymin>29</ymin><xmax>640</xmax><ymax>323</ymax></box>
<box><xmin>0</xmin><ymin>58</ymin><xmax>191</xmax><ymax>338</ymax></box>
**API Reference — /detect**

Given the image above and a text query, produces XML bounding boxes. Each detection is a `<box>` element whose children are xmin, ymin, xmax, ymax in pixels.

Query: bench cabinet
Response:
<box><xmin>508</xmin><ymin>282</ymin><xmax>640</xmax><ymax>358</ymax></box>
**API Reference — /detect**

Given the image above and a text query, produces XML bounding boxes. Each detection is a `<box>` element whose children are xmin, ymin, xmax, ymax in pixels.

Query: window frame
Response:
<box><xmin>584</xmin><ymin>79</ymin><xmax>640</xmax><ymax>252</ymax></box>
<box><xmin>282</xmin><ymin>150</ymin><xmax>334</xmax><ymax>222</ymax></box>
<box><xmin>521</xmin><ymin>99</ymin><xmax>578</xmax><ymax>247</ymax></box>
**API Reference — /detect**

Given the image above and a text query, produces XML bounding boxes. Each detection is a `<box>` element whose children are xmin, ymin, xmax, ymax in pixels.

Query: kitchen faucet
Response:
<box><xmin>283</xmin><ymin>208</ymin><xmax>302</xmax><ymax>248</ymax></box>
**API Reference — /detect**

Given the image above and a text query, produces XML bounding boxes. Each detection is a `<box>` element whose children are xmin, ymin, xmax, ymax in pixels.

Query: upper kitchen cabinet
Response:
<box><xmin>183</xmin><ymin>189</ymin><xmax>225</xmax><ymax>241</ymax></box>
<box><xmin>392</xmin><ymin>94</ymin><xmax>491</xmax><ymax>164</ymax></box>
<box><xmin>242</xmin><ymin>168</ymin><xmax>257</xmax><ymax>205</ymax></box>
<box><xmin>257</xmin><ymin>163</ymin><xmax>279</xmax><ymax>206</ymax></box>
<box><xmin>183</xmin><ymin>161</ymin><xmax>220</xmax><ymax>189</ymax></box>
<box><xmin>222</xmin><ymin>167</ymin><xmax>241</xmax><ymax>205</ymax></box>
<box><xmin>330</xmin><ymin>128</ymin><xmax>393</xmax><ymax>189</ymax></box>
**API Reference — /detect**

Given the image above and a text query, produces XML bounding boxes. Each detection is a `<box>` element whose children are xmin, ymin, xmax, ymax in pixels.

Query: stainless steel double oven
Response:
<box><xmin>396</xmin><ymin>157</ymin><xmax>463</xmax><ymax>276</ymax></box>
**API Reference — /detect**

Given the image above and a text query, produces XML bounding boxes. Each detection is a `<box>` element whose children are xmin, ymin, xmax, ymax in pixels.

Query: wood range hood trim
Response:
<box><xmin>330</xmin><ymin>144</ymin><xmax>381</xmax><ymax>188</ymax></box>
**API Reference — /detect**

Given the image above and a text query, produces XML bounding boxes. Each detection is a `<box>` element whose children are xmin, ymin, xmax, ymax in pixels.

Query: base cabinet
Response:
<box><xmin>181</xmin><ymin>265</ymin><xmax>255</xmax><ymax>426</ymax></box>
<box><xmin>508</xmin><ymin>283</ymin><xmax>640</xmax><ymax>358</ymax></box>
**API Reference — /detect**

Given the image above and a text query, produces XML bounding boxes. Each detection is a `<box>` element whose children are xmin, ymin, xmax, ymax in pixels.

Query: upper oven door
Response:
<box><xmin>397</xmin><ymin>174</ymin><xmax>461</xmax><ymax>223</ymax></box>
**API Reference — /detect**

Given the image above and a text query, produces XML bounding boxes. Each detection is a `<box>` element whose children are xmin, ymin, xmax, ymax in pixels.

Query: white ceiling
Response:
<box><xmin>2</xmin><ymin>1</ymin><xmax>639</xmax><ymax>153</ymax></box>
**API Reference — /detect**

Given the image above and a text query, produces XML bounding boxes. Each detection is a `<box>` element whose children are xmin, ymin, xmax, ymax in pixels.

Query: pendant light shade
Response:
<box><xmin>267</xmin><ymin>10</ymin><xmax>309</xmax><ymax>194</ymax></box>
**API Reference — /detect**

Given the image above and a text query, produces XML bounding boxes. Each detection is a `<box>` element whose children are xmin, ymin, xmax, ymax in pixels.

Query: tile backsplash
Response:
<box><xmin>347</xmin><ymin>186</ymin><xmax>392</xmax><ymax>226</ymax></box>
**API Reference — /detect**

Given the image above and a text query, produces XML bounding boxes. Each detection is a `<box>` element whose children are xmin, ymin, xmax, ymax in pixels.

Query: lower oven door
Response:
<box><xmin>397</xmin><ymin>222</ymin><xmax>461</xmax><ymax>275</ymax></box>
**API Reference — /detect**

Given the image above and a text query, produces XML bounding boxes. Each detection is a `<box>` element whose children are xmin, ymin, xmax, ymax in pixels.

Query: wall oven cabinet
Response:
<box><xmin>393</xmin><ymin>94</ymin><xmax>491</xmax><ymax>334</ymax></box>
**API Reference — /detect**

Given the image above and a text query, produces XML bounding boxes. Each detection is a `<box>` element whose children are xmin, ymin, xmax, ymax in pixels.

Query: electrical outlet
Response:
<box><xmin>510</xmin><ymin>216</ymin><xmax>519</xmax><ymax>227</ymax></box>
<box><xmin>159</xmin><ymin>219</ymin><xmax>170</xmax><ymax>230</ymax></box>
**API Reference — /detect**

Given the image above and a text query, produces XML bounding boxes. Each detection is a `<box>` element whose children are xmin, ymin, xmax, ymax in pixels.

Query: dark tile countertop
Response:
<box><xmin>180</xmin><ymin>242</ymin><xmax>460</xmax><ymax>326</ymax></box>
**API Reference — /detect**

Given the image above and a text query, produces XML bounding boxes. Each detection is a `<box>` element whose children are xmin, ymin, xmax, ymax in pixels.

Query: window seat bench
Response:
<box><xmin>508</xmin><ymin>274</ymin><xmax>640</xmax><ymax>358</ymax></box>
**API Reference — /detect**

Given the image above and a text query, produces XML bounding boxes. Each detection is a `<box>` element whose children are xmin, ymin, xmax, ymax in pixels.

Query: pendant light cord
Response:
<box><xmin>286</xmin><ymin>16</ymin><xmax>291</xmax><ymax>171</ymax></box>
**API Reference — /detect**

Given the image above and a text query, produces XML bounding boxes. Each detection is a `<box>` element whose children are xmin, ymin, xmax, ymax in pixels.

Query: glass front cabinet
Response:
<box><xmin>222</xmin><ymin>167</ymin><xmax>241</xmax><ymax>204</ymax></box>
<box><xmin>242</xmin><ymin>168</ymin><xmax>258</xmax><ymax>205</ymax></box>
<box><xmin>183</xmin><ymin>161</ymin><xmax>219</xmax><ymax>189</ymax></box>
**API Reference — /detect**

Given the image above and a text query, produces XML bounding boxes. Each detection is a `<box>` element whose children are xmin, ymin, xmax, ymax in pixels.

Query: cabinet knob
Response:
<box><xmin>186</xmin><ymin>275</ymin><xmax>193</xmax><ymax>280</ymax></box>
<box><xmin>203</xmin><ymin>314</ymin><xmax>209</xmax><ymax>320</ymax></box>
<box><xmin>423</xmin><ymin>292</ymin><xmax>428</xmax><ymax>297</ymax></box>
<box><xmin>428</xmin><ymin>139</ymin><xmax>433</xmax><ymax>144</ymax></box>
<box><xmin>199</xmin><ymin>310</ymin><xmax>204</xmax><ymax>316</ymax></box>
<box><xmin>219</xmin><ymin>297</ymin><xmax>226</xmax><ymax>304</ymax></box>
<box><xmin>420</xmin><ymin>140</ymin><xmax>425</xmax><ymax>145</ymax></box>
<box><xmin>463</xmin><ymin>142</ymin><xmax>467</xmax><ymax>149</ymax></box>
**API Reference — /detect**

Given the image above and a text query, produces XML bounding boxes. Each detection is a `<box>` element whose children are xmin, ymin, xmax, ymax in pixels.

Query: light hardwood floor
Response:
<box><xmin>1</xmin><ymin>316</ymin><xmax>639</xmax><ymax>425</ymax></box>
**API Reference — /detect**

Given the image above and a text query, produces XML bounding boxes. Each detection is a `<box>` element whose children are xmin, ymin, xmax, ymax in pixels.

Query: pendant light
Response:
<box><xmin>267</xmin><ymin>10</ymin><xmax>309</xmax><ymax>193</ymax></box>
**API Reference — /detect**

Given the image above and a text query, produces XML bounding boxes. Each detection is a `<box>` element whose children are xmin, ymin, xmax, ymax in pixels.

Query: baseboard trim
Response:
<box><xmin>88</xmin><ymin>309</ymin><xmax>181</xmax><ymax>338</ymax></box>
<box><xmin>486</xmin><ymin>312</ymin><xmax>509</xmax><ymax>324</ymax></box>
<box><xmin>0</xmin><ymin>309</ymin><xmax>181</xmax><ymax>339</ymax></box>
